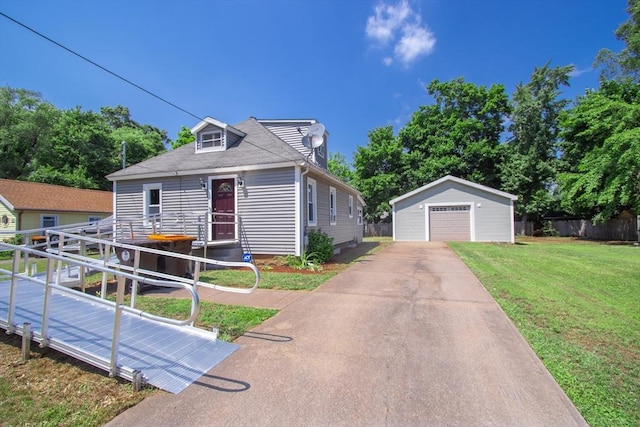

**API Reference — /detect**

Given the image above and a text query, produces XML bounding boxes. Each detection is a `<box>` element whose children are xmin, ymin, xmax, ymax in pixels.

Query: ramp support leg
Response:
<box><xmin>21</xmin><ymin>322</ymin><xmax>32</xmax><ymax>361</ymax></box>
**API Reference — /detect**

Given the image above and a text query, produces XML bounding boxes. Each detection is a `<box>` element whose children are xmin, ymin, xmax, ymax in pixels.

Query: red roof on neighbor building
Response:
<box><xmin>0</xmin><ymin>179</ymin><xmax>113</xmax><ymax>213</ymax></box>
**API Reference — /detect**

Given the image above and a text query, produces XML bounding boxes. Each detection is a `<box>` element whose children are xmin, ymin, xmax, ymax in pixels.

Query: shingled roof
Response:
<box><xmin>107</xmin><ymin>117</ymin><xmax>306</xmax><ymax>181</ymax></box>
<box><xmin>0</xmin><ymin>179</ymin><xmax>113</xmax><ymax>213</ymax></box>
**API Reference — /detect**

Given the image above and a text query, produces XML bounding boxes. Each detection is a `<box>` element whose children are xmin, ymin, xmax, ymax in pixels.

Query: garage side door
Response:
<box><xmin>429</xmin><ymin>206</ymin><xmax>470</xmax><ymax>241</ymax></box>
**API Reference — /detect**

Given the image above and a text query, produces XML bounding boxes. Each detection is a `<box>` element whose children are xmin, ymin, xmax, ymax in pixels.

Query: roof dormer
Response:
<box><xmin>191</xmin><ymin>117</ymin><xmax>246</xmax><ymax>153</ymax></box>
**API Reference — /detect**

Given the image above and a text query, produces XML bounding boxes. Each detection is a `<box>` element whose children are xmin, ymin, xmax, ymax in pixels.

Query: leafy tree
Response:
<box><xmin>112</xmin><ymin>126</ymin><xmax>166</xmax><ymax>169</ymax></box>
<box><xmin>30</xmin><ymin>107</ymin><xmax>115</xmax><ymax>190</ymax></box>
<box><xmin>328</xmin><ymin>152</ymin><xmax>354</xmax><ymax>183</ymax></box>
<box><xmin>352</xmin><ymin>126</ymin><xmax>404</xmax><ymax>222</ymax></box>
<box><xmin>171</xmin><ymin>125</ymin><xmax>195</xmax><ymax>149</ymax></box>
<box><xmin>399</xmin><ymin>78</ymin><xmax>509</xmax><ymax>190</ymax></box>
<box><xmin>0</xmin><ymin>87</ymin><xmax>59</xmax><ymax>179</ymax></box>
<box><xmin>558</xmin><ymin>79</ymin><xmax>640</xmax><ymax>221</ymax></box>
<box><xmin>595</xmin><ymin>0</ymin><xmax>640</xmax><ymax>82</ymax></box>
<box><xmin>499</xmin><ymin>63</ymin><xmax>573</xmax><ymax>229</ymax></box>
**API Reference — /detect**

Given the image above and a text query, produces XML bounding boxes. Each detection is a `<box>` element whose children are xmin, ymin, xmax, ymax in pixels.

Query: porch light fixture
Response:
<box><xmin>199</xmin><ymin>178</ymin><xmax>207</xmax><ymax>190</ymax></box>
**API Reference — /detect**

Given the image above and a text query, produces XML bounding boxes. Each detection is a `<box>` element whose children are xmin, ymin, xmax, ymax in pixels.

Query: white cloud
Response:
<box><xmin>568</xmin><ymin>64</ymin><xmax>592</xmax><ymax>78</ymax></box>
<box><xmin>365</xmin><ymin>0</ymin><xmax>436</xmax><ymax>67</ymax></box>
<box><xmin>395</xmin><ymin>24</ymin><xmax>436</xmax><ymax>66</ymax></box>
<box><xmin>366</xmin><ymin>0</ymin><xmax>411</xmax><ymax>46</ymax></box>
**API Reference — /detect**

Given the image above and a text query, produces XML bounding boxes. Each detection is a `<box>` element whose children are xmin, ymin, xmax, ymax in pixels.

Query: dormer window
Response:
<box><xmin>197</xmin><ymin>129</ymin><xmax>226</xmax><ymax>152</ymax></box>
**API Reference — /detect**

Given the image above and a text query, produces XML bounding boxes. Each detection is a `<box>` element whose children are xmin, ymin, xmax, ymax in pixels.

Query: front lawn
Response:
<box><xmin>449</xmin><ymin>239</ymin><xmax>640</xmax><ymax>427</ymax></box>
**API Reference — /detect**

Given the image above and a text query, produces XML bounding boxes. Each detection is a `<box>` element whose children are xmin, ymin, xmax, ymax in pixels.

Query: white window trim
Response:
<box><xmin>40</xmin><ymin>214</ymin><xmax>58</xmax><ymax>229</ymax></box>
<box><xmin>348</xmin><ymin>195</ymin><xmax>354</xmax><ymax>218</ymax></box>
<box><xmin>329</xmin><ymin>186</ymin><xmax>337</xmax><ymax>225</ymax></box>
<box><xmin>357</xmin><ymin>206</ymin><xmax>363</xmax><ymax>225</ymax></box>
<box><xmin>197</xmin><ymin>129</ymin><xmax>226</xmax><ymax>152</ymax></box>
<box><xmin>307</xmin><ymin>177</ymin><xmax>317</xmax><ymax>226</ymax></box>
<box><xmin>143</xmin><ymin>183</ymin><xmax>162</xmax><ymax>225</ymax></box>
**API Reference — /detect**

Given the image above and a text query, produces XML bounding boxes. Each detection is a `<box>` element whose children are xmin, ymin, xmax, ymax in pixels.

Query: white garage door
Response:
<box><xmin>429</xmin><ymin>206</ymin><xmax>470</xmax><ymax>241</ymax></box>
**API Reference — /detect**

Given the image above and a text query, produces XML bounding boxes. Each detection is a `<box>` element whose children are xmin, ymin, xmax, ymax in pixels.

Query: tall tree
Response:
<box><xmin>352</xmin><ymin>126</ymin><xmax>404</xmax><ymax>222</ymax></box>
<box><xmin>0</xmin><ymin>87</ymin><xmax>59</xmax><ymax>179</ymax></box>
<box><xmin>171</xmin><ymin>125</ymin><xmax>195</xmax><ymax>149</ymax></box>
<box><xmin>499</xmin><ymin>63</ymin><xmax>573</xmax><ymax>230</ymax></box>
<box><xmin>328</xmin><ymin>152</ymin><xmax>354</xmax><ymax>183</ymax></box>
<box><xmin>30</xmin><ymin>107</ymin><xmax>115</xmax><ymax>189</ymax></box>
<box><xmin>558</xmin><ymin>79</ymin><xmax>640</xmax><ymax>221</ymax></box>
<box><xmin>595</xmin><ymin>0</ymin><xmax>640</xmax><ymax>82</ymax></box>
<box><xmin>399</xmin><ymin>78</ymin><xmax>509</xmax><ymax>190</ymax></box>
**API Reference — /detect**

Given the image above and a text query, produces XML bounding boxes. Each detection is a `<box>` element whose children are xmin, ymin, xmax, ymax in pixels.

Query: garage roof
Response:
<box><xmin>390</xmin><ymin>175</ymin><xmax>517</xmax><ymax>205</ymax></box>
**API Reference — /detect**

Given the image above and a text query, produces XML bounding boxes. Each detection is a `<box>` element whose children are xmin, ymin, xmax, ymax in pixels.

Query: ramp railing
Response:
<box><xmin>0</xmin><ymin>223</ymin><xmax>260</xmax><ymax>388</ymax></box>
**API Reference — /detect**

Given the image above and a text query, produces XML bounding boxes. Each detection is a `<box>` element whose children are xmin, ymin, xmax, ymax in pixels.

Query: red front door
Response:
<box><xmin>212</xmin><ymin>178</ymin><xmax>235</xmax><ymax>240</ymax></box>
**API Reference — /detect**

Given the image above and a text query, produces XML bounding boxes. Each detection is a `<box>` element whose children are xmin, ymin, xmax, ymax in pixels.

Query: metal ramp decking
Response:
<box><xmin>0</xmin><ymin>224</ymin><xmax>260</xmax><ymax>394</ymax></box>
<box><xmin>0</xmin><ymin>277</ymin><xmax>238</xmax><ymax>394</ymax></box>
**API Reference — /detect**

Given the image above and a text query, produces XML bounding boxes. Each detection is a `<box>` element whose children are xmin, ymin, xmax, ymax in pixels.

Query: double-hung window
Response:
<box><xmin>143</xmin><ymin>183</ymin><xmax>162</xmax><ymax>224</ymax></box>
<box><xmin>198</xmin><ymin>130</ymin><xmax>225</xmax><ymax>151</ymax></box>
<box><xmin>357</xmin><ymin>207</ymin><xmax>363</xmax><ymax>225</ymax></box>
<box><xmin>349</xmin><ymin>195</ymin><xmax>354</xmax><ymax>218</ymax></box>
<box><xmin>307</xmin><ymin>178</ymin><xmax>317</xmax><ymax>226</ymax></box>
<box><xmin>329</xmin><ymin>186</ymin><xmax>337</xmax><ymax>225</ymax></box>
<box><xmin>41</xmin><ymin>214</ymin><xmax>58</xmax><ymax>229</ymax></box>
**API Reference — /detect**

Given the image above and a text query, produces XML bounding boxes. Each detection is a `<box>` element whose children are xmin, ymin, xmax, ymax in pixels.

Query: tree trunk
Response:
<box><xmin>519</xmin><ymin>212</ymin><xmax>529</xmax><ymax>235</ymax></box>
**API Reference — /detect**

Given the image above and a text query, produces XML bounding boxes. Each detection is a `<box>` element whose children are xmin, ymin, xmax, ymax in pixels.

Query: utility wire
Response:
<box><xmin>0</xmin><ymin>11</ymin><xmax>203</xmax><ymax>122</ymax></box>
<box><xmin>0</xmin><ymin>12</ymin><xmax>301</xmax><ymax>163</ymax></box>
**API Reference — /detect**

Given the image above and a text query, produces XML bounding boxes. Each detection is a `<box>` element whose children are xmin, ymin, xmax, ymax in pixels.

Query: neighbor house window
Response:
<box><xmin>349</xmin><ymin>195</ymin><xmax>354</xmax><ymax>218</ymax></box>
<box><xmin>357</xmin><ymin>207</ymin><xmax>363</xmax><ymax>225</ymax></box>
<box><xmin>197</xmin><ymin>130</ymin><xmax>225</xmax><ymax>151</ymax></box>
<box><xmin>307</xmin><ymin>178</ymin><xmax>317</xmax><ymax>226</ymax></box>
<box><xmin>41</xmin><ymin>214</ymin><xmax>58</xmax><ymax>229</ymax></box>
<box><xmin>329</xmin><ymin>186</ymin><xmax>337</xmax><ymax>225</ymax></box>
<box><xmin>88</xmin><ymin>216</ymin><xmax>102</xmax><ymax>224</ymax></box>
<box><xmin>143</xmin><ymin>183</ymin><xmax>162</xmax><ymax>223</ymax></box>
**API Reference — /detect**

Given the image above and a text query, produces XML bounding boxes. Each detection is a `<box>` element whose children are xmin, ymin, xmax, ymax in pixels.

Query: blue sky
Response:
<box><xmin>0</xmin><ymin>0</ymin><xmax>628</xmax><ymax>163</ymax></box>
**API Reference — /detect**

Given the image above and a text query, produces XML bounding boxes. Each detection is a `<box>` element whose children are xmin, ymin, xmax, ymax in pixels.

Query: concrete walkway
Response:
<box><xmin>108</xmin><ymin>242</ymin><xmax>587</xmax><ymax>427</ymax></box>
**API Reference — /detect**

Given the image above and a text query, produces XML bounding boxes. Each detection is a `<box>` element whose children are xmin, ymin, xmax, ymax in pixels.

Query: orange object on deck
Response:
<box><xmin>147</xmin><ymin>234</ymin><xmax>196</xmax><ymax>242</ymax></box>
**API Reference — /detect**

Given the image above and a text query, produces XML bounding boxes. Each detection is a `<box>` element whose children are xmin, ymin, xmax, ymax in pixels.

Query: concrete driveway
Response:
<box><xmin>108</xmin><ymin>242</ymin><xmax>587</xmax><ymax>426</ymax></box>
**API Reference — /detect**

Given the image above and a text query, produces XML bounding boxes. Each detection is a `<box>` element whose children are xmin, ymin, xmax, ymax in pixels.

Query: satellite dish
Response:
<box><xmin>301</xmin><ymin>135</ymin><xmax>312</xmax><ymax>148</ymax></box>
<box><xmin>304</xmin><ymin>123</ymin><xmax>325</xmax><ymax>149</ymax></box>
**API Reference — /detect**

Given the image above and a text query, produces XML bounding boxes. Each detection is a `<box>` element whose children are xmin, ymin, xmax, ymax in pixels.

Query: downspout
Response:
<box><xmin>298</xmin><ymin>162</ymin><xmax>310</xmax><ymax>256</ymax></box>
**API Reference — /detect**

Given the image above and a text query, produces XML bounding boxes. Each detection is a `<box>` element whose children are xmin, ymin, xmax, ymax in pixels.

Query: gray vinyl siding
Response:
<box><xmin>394</xmin><ymin>197</ymin><xmax>426</xmax><ymax>241</ymax></box>
<box><xmin>114</xmin><ymin>177</ymin><xmax>209</xmax><ymax>237</ymax></box>
<box><xmin>393</xmin><ymin>181</ymin><xmax>513</xmax><ymax>242</ymax></box>
<box><xmin>262</xmin><ymin>123</ymin><xmax>328</xmax><ymax>170</ymax></box>
<box><xmin>307</xmin><ymin>175</ymin><xmax>361</xmax><ymax>246</ymax></box>
<box><xmin>238</xmin><ymin>168</ymin><xmax>296</xmax><ymax>255</ymax></box>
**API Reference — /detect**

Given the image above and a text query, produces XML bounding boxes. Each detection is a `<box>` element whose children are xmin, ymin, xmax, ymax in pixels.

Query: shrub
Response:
<box><xmin>307</xmin><ymin>229</ymin><xmax>334</xmax><ymax>264</ymax></box>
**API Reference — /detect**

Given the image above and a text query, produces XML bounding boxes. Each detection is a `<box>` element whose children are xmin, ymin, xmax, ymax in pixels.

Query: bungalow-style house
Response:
<box><xmin>106</xmin><ymin>117</ymin><xmax>365</xmax><ymax>258</ymax></box>
<box><xmin>0</xmin><ymin>179</ymin><xmax>113</xmax><ymax>240</ymax></box>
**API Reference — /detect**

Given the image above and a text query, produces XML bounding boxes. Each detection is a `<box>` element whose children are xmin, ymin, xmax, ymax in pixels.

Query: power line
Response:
<box><xmin>0</xmin><ymin>12</ymin><xmax>300</xmax><ymax>163</ymax></box>
<box><xmin>0</xmin><ymin>12</ymin><xmax>203</xmax><ymax>122</ymax></box>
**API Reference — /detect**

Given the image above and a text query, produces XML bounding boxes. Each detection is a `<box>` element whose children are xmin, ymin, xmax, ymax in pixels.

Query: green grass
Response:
<box><xmin>449</xmin><ymin>239</ymin><xmax>640</xmax><ymax>427</ymax></box>
<box><xmin>130</xmin><ymin>296</ymin><xmax>278</xmax><ymax>341</ymax></box>
<box><xmin>199</xmin><ymin>269</ymin><xmax>336</xmax><ymax>291</ymax></box>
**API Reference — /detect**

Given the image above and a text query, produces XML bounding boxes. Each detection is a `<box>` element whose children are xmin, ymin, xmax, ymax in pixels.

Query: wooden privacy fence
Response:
<box><xmin>363</xmin><ymin>223</ymin><xmax>393</xmax><ymax>237</ymax></box>
<box><xmin>516</xmin><ymin>217</ymin><xmax>638</xmax><ymax>241</ymax></box>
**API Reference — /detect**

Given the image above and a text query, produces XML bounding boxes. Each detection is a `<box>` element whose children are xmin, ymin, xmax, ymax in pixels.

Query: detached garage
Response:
<box><xmin>390</xmin><ymin>175</ymin><xmax>518</xmax><ymax>243</ymax></box>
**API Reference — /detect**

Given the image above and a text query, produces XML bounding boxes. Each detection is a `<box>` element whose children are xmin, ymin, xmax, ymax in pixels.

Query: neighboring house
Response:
<box><xmin>107</xmin><ymin>117</ymin><xmax>365</xmax><ymax>257</ymax></box>
<box><xmin>390</xmin><ymin>175</ymin><xmax>517</xmax><ymax>243</ymax></box>
<box><xmin>0</xmin><ymin>179</ymin><xmax>113</xmax><ymax>240</ymax></box>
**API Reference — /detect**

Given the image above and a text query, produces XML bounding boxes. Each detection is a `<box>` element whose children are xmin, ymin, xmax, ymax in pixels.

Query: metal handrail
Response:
<box><xmin>0</xmin><ymin>242</ymin><xmax>202</xmax><ymax>327</ymax></box>
<box><xmin>46</xmin><ymin>229</ymin><xmax>260</xmax><ymax>295</ymax></box>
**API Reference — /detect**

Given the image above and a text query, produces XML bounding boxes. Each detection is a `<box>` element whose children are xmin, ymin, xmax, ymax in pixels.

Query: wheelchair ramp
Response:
<box><xmin>0</xmin><ymin>278</ymin><xmax>238</xmax><ymax>394</ymax></box>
